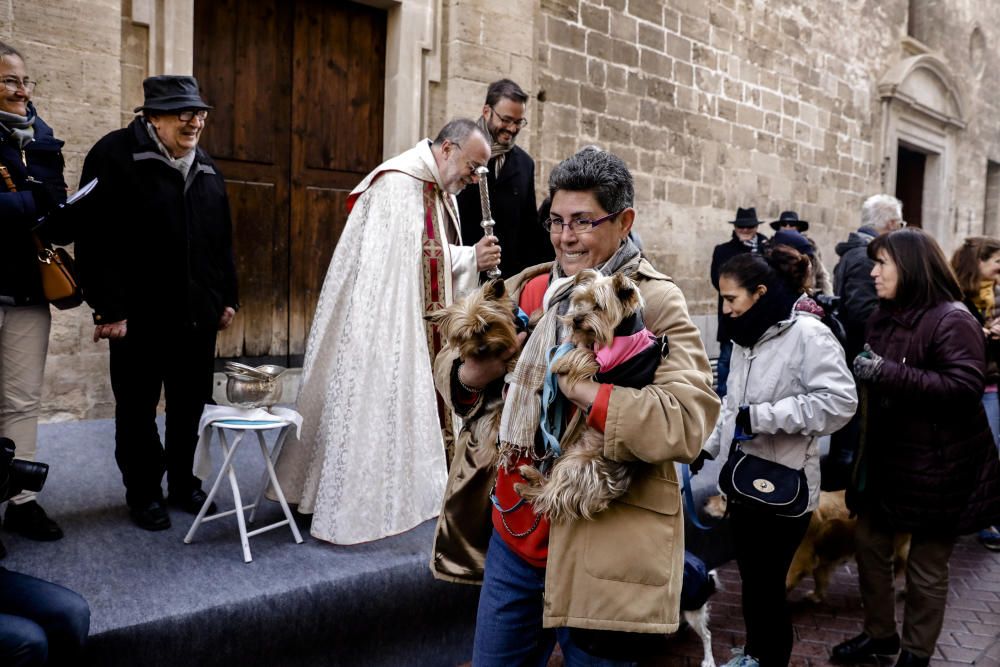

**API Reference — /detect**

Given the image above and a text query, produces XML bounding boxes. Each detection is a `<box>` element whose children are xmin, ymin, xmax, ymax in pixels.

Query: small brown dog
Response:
<box><xmin>704</xmin><ymin>490</ymin><xmax>910</xmax><ymax>602</ymax></box>
<box><xmin>425</xmin><ymin>279</ymin><xmax>521</xmax><ymax>450</ymax></box>
<box><xmin>516</xmin><ymin>270</ymin><xmax>656</xmax><ymax>521</ymax></box>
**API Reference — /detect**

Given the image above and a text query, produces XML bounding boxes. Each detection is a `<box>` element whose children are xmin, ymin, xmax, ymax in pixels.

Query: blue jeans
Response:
<box><xmin>0</xmin><ymin>568</ymin><xmax>90</xmax><ymax>667</ymax></box>
<box><xmin>473</xmin><ymin>530</ymin><xmax>635</xmax><ymax>667</ymax></box>
<box><xmin>716</xmin><ymin>340</ymin><xmax>733</xmax><ymax>398</ymax></box>
<box><xmin>983</xmin><ymin>392</ymin><xmax>1000</xmax><ymax>450</ymax></box>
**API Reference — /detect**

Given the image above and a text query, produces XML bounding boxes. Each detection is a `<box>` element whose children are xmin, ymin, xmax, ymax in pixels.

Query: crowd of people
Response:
<box><xmin>2</xmin><ymin>36</ymin><xmax>1000</xmax><ymax>667</ymax></box>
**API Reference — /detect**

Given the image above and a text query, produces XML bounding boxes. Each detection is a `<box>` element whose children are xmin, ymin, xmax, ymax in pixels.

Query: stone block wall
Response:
<box><xmin>524</xmin><ymin>0</ymin><xmax>1000</xmax><ymax>324</ymax></box>
<box><xmin>1</xmin><ymin>0</ymin><xmax>122</xmax><ymax>420</ymax></box>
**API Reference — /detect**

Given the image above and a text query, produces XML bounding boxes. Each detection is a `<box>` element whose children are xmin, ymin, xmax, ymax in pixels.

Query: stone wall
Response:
<box><xmin>6</xmin><ymin>0</ymin><xmax>1000</xmax><ymax>420</ymax></box>
<box><xmin>525</xmin><ymin>0</ymin><xmax>1000</xmax><ymax>346</ymax></box>
<box><xmin>1</xmin><ymin>0</ymin><xmax>122</xmax><ymax>420</ymax></box>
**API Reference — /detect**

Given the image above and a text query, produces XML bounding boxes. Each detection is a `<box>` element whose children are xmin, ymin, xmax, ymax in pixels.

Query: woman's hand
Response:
<box><xmin>557</xmin><ymin>375</ymin><xmax>600</xmax><ymax>414</ymax></box>
<box><xmin>852</xmin><ymin>343</ymin><xmax>884</xmax><ymax>382</ymax></box>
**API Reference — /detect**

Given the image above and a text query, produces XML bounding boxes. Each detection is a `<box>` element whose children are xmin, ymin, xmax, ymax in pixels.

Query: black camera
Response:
<box><xmin>0</xmin><ymin>437</ymin><xmax>48</xmax><ymax>502</ymax></box>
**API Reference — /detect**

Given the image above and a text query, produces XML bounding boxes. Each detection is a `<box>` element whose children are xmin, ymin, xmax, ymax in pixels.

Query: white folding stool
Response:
<box><xmin>184</xmin><ymin>417</ymin><xmax>303</xmax><ymax>562</ymax></box>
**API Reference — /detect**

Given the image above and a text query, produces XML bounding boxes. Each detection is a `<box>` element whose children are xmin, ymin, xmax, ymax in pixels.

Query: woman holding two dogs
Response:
<box><xmin>430</xmin><ymin>149</ymin><xmax>720</xmax><ymax>666</ymax></box>
<box><xmin>832</xmin><ymin>228</ymin><xmax>1000</xmax><ymax>667</ymax></box>
<box><xmin>698</xmin><ymin>244</ymin><xmax>858</xmax><ymax>667</ymax></box>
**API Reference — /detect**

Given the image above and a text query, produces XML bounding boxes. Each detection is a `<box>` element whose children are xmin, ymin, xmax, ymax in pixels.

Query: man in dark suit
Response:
<box><xmin>710</xmin><ymin>207</ymin><xmax>768</xmax><ymax>396</ymax></box>
<box><xmin>457</xmin><ymin>79</ymin><xmax>550</xmax><ymax>279</ymax></box>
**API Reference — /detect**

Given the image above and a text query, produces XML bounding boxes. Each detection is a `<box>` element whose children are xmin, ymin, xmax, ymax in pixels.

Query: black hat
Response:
<box><xmin>771</xmin><ymin>229</ymin><xmax>814</xmax><ymax>256</ymax></box>
<box><xmin>134</xmin><ymin>75</ymin><xmax>213</xmax><ymax>113</ymax></box>
<box><xmin>769</xmin><ymin>210</ymin><xmax>809</xmax><ymax>232</ymax></box>
<box><xmin>729</xmin><ymin>207</ymin><xmax>761</xmax><ymax>227</ymax></box>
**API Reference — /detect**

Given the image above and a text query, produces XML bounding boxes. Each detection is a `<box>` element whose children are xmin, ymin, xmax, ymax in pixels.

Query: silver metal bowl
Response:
<box><xmin>225</xmin><ymin>373</ymin><xmax>283</xmax><ymax>408</ymax></box>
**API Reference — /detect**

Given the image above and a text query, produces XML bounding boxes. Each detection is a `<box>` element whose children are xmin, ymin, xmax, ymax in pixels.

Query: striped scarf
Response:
<box><xmin>0</xmin><ymin>105</ymin><xmax>35</xmax><ymax>149</ymax></box>
<box><xmin>476</xmin><ymin>115</ymin><xmax>515</xmax><ymax>178</ymax></box>
<box><xmin>498</xmin><ymin>238</ymin><xmax>643</xmax><ymax>465</ymax></box>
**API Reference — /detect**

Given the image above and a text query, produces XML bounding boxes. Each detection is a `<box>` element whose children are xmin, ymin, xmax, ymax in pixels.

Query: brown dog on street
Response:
<box><xmin>704</xmin><ymin>490</ymin><xmax>910</xmax><ymax>602</ymax></box>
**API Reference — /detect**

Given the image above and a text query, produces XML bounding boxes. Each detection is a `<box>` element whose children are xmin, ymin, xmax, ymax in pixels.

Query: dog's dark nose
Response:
<box><xmin>573</xmin><ymin>316</ymin><xmax>584</xmax><ymax>326</ymax></box>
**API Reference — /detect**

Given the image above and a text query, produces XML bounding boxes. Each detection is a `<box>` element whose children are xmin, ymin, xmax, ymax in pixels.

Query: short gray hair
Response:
<box><xmin>548</xmin><ymin>148</ymin><xmax>634</xmax><ymax>214</ymax></box>
<box><xmin>861</xmin><ymin>194</ymin><xmax>903</xmax><ymax>232</ymax></box>
<box><xmin>432</xmin><ymin>118</ymin><xmax>489</xmax><ymax>147</ymax></box>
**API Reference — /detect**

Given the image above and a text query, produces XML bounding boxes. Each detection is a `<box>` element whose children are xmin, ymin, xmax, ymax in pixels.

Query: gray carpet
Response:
<box><xmin>3</xmin><ymin>418</ymin><xmax>479</xmax><ymax>666</ymax></box>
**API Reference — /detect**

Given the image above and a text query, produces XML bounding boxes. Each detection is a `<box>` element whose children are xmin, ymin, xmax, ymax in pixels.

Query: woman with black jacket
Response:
<box><xmin>0</xmin><ymin>41</ymin><xmax>71</xmax><ymax>549</ymax></box>
<box><xmin>833</xmin><ymin>228</ymin><xmax>1000</xmax><ymax>667</ymax></box>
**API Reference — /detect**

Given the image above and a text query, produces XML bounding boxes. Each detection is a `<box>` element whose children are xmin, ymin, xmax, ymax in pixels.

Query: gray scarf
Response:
<box><xmin>145</xmin><ymin>119</ymin><xmax>197</xmax><ymax>180</ymax></box>
<box><xmin>498</xmin><ymin>237</ymin><xmax>643</xmax><ymax>462</ymax></box>
<box><xmin>476</xmin><ymin>115</ymin><xmax>516</xmax><ymax>178</ymax></box>
<box><xmin>0</xmin><ymin>107</ymin><xmax>36</xmax><ymax>149</ymax></box>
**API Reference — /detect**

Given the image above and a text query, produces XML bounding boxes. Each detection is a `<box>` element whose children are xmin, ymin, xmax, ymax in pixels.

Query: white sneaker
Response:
<box><xmin>722</xmin><ymin>647</ymin><xmax>760</xmax><ymax>667</ymax></box>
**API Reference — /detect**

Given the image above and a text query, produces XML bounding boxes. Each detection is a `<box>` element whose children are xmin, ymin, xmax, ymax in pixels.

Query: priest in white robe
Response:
<box><xmin>275</xmin><ymin>119</ymin><xmax>499</xmax><ymax>544</ymax></box>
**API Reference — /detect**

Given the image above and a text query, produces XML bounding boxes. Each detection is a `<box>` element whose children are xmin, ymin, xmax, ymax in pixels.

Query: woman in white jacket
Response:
<box><xmin>695</xmin><ymin>244</ymin><xmax>858</xmax><ymax>667</ymax></box>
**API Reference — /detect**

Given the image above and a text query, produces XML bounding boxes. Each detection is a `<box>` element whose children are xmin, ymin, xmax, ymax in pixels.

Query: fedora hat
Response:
<box><xmin>134</xmin><ymin>75</ymin><xmax>213</xmax><ymax>113</ymax></box>
<box><xmin>729</xmin><ymin>207</ymin><xmax>761</xmax><ymax>228</ymax></box>
<box><xmin>769</xmin><ymin>210</ymin><xmax>809</xmax><ymax>232</ymax></box>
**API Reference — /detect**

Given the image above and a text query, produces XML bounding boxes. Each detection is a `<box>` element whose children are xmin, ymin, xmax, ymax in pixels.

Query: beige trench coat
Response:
<box><xmin>430</xmin><ymin>259</ymin><xmax>720</xmax><ymax>634</ymax></box>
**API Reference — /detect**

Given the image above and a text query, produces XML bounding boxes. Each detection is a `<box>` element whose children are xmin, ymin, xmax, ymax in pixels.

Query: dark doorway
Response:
<box><xmin>194</xmin><ymin>0</ymin><xmax>387</xmax><ymax>365</ymax></box>
<box><xmin>896</xmin><ymin>145</ymin><xmax>925</xmax><ymax>229</ymax></box>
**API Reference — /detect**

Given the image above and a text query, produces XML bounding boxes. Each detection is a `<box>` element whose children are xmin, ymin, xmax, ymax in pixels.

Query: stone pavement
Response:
<box><xmin>462</xmin><ymin>535</ymin><xmax>1000</xmax><ymax>666</ymax></box>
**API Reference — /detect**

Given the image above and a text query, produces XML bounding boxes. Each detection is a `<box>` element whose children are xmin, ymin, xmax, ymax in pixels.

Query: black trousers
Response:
<box><xmin>109</xmin><ymin>321</ymin><xmax>217</xmax><ymax>507</ymax></box>
<box><xmin>730</xmin><ymin>502</ymin><xmax>812</xmax><ymax>667</ymax></box>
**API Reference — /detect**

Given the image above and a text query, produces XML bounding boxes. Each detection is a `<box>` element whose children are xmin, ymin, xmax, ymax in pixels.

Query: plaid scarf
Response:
<box><xmin>498</xmin><ymin>238</ymin><xmax>643</xmax><ymax>465</ymax></box>
<box><xmin>0</xmin><ymin>105</ymin><xmax>36</xmax><ymax>149</ymax></box>
<box><xmin>476</xmin><ymin>115</ymin><xmax>515</xmax><ymax>178</ymax></box>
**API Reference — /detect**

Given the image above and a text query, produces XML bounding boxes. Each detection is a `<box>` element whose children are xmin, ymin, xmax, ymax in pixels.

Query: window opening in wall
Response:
<box><xmin>896</xmin><ymin>144</ymin><xmax>926</xmax><ymax>228</ymax></box>
<box><xmin>985</xmin><ymin>161</ymin><xmax>1000</xmax><ymax>237</ymax></box>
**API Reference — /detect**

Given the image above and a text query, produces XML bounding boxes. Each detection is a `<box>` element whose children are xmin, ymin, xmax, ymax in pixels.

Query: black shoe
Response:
<box><xmin>831</xmin><ymin>632</ymin><xmax>901</xmax><ymax>663</ymax></box>
<box><xmin>894</xmin><ymin>651</ymin><xmax>929</xmax><ymax>667</ymax></box>
<box><xmin>167</xmin><ymin>488</ymin><xmax>216</xmax><ymax>515</ymax></box>
<box><xmin>4</xmin><ymin>500</ymin><xmax>64</xmax><ymax>541</ymax></box>
<box><xmin>129</xmin><ymin>500</ymin><xmax>171</xmax><ymax>531</ymax></box>
<box><xmin>0</xmin><ymin>535</ymin><xmax>6</xmax><ymax>560</ymax></box>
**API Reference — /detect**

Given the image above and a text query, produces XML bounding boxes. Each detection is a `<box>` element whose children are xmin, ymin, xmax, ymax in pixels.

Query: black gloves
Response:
<box><xmin>27</xmin><ymin>179</ymin><xmax>64</xmax><ymax>219</ymax></box>
<box><xmin>689</xmin><ymin>450</ymin><xmax>714</xmax><ymax>475</ymax></box>
<box><xmin>852</xmin><ymin>343</ymin><xmax>884</xmax><ymax>382</ymax></box>
<box><xmin>735</xmin><ymin>405</ymin><xmax>754</xmax><ymax>440</ymax></box>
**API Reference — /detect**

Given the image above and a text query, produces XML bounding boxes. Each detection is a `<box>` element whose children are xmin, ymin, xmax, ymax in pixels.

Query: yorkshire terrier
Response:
<box><xmin>515</xmin><ymin>269</ymin><xmax>666</xmax><ymax>521</ymax></box>
<box><xmin>426</xmin><ymin>279</ymin><xmax>524</xmax><ymax>451</ymax></box>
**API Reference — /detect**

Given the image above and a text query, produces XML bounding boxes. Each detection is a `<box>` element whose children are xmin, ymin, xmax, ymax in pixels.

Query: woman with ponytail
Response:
<box><xmin>696</xmin><ymin>243</ymin><xmax>858</xmax><ymax>667</ymax></box>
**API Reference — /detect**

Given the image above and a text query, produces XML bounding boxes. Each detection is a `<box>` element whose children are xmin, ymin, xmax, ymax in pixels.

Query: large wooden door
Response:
<box><xmin>194</xmin><ymin>0</ymin><xmax>386</xmax><ymax>363</ymax></box>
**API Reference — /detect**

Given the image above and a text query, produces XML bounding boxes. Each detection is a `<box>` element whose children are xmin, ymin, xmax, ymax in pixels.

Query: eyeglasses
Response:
<box><xmin>544</xmin><ymin>209</ymin><xmax>624</xmax><ymax>234</ymax></box>
<box><xmin>177</xmin><ymin>109</ymin><xmax>209</xmax><ymax>122</ymax></box>
<box><xmin>489</xmin><ymin>107</ymin><xmax>528</xmax><ymax>129</ymax></box>
<box><xmin>1</xmin><ymin>77</ymin><xmax>36</xmax><ymax>93</ymax></box>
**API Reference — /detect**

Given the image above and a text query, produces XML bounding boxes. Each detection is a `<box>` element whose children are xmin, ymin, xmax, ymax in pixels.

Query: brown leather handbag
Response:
<box><xmin>0</xmin><ymin>165</ymin><xmax>82</xmax><ymax>309</ymax></box>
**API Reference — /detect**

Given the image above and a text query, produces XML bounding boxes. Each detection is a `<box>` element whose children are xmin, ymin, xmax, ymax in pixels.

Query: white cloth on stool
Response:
<box><xmin>194</xmin><ymin>405</ymin><xmax>303</xmax><ymax>480</ymax></box>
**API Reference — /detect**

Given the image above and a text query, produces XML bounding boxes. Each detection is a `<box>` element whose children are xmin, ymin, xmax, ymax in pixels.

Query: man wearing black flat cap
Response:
<box><xmin>710</xmin><ymin>207</ymin><xmax>768</xmax><ymax>396</ymax></box>
<box><xmin>770</xmin><ymin>210</ymin><xmax>832</xmax><ymax>295</ymax></box>
<box><xmin>75</xmin><ymin>75</ymin><xmax>239</xmax><ymax>531</ymax></box>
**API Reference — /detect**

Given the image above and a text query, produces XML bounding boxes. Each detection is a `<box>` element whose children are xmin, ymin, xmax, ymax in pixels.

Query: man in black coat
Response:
<box><xmin>710</xmin><ymin>207</ymin><xmax>767</xmax><ymax>396</ymax></box>
<box><xmin>456</xmin><ymin>79</ymin><xmax>550</xmax><ymax>279</ymax></box>
<box><xmin>76</xmin><ymin>76</ymin><xmax>239</xmax><ymax>531</ymax></box>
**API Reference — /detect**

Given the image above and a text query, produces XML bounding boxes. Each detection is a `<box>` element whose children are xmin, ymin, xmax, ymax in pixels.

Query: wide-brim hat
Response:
<box><xmin>769</xmin><ymin>210</ymin><xmax>809</xmax><ymax>232</ymax></box>
<box><xmin>134</xmin><ymin>75</ymin><xmax>213</xmax><ymax>113</ymax></box>
<box><xmin>729</xmin><ymin>207</ymin><xmax>761</xmax><ymax>227</ymax></box>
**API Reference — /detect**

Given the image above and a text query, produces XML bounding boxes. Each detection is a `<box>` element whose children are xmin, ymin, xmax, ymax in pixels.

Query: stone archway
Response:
<box><xmin>877</xmin><ymin>52</ymin><xmax>966</xmax><ymax>244</ymax></box>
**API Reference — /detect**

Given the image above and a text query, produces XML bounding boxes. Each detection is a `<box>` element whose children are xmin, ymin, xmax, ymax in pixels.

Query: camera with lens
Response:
<box><xmin>0</xmin><ymin>437</ymin><xmax>48</xmax><ymax>502</ymax></box>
